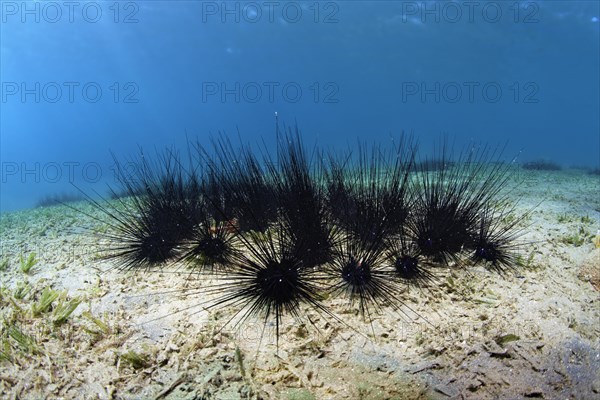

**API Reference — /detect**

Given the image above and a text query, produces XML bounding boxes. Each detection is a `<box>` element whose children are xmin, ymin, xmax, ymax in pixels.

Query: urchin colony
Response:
<box><xmin>83</xmin><ymin>126</ymin><xmax>526</xmax><ymax>345</ymax></box>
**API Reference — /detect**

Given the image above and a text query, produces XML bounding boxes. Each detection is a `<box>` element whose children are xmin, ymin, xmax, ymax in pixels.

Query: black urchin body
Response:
<box><xmin>269</xmin><ymin>127</ymin><xmax>337</xmax><ymax>268</ymax></box>
<box><xmin>324</xmin><ymin>140</ymin><xmax>413</xmax><ymax>318</ymax></box>
<box><xmin>394</xmin><ymin>254</ymin><xmax>421</xmax><ymax>280</ymax></box>
<box><xmin>410</xmin><ymin>195</ymin><xmax>471</xmax><ymax>264</ymax></box>
<box><xmin>206</xmin><ymin>222</ymin><xmax>332</xmax><ymax>345</ymax></box>
<box><xmin>384</xmin><ymin>233</ymin><xmax>434</xmax><ymax>286</ymax></box>
<box><xmin>178</xmin><ymin>213</ymin><xmax>240</xmax><ymax>273</ymax></box>
<box><xmin>327</xmin><ymin>235</ymin><xmax>404</xmax><ymax>320</ymax></box>
<box><xmin>99</xmin><ymin>150</ymin><xmax>203</xmax><ymax>270</ymax></box>
<box><xmin>408</xmin><ymin>143</ymin><xmax>515</xmax><ymax>265</ymax></box>
<box><xmin>469</xmin><ymin>205</ymin><xmax>525</xmax><ymax>273</ymax></box>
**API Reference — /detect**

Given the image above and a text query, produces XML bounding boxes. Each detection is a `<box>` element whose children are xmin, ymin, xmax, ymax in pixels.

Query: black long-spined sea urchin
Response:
<box><xmin>268</xmin><ymin>126</ymin><xmax>338</xmax><ymax>269</ymax></box>
<box><xmin>408</xmin><ymin>141</ymin><xmax>515</xmax><ymax>266</ymax></box>
<box><xmin>469</xmin><ymin>204</ymin><xmax>527</xmax><ymax>273</ymax></box>
<box><xmin>94</xmin><ymin>150</ymin><xmax>203</xmax><ymax>270</ymax></box>
<box><xmin>204</xmin><ymin>220</ymin><xmax>334</xmax><ymax>346</ymax></box>
<box><xmin>79</xmin><ymin>125</ymin><xmax>529</xmax><ymax>349</ymax></box>
<box><xmin>199</xmin><ymin>135</ymin><xmax>279</xmax><ymax>233</ymax></box>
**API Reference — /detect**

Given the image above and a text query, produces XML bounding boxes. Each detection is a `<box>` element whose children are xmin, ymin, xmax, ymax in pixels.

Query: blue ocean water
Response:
<box><xmin>0</xmin><ymin>0</ymin><xmax>598</xmax><ymax>212</ymax></box>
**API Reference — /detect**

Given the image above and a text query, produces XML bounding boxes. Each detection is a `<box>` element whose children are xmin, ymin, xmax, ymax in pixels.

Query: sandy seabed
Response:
<box><xmin>1</xmin><ymin>169</ymin><xmax>599</xmax><ymax>400</ymax></box>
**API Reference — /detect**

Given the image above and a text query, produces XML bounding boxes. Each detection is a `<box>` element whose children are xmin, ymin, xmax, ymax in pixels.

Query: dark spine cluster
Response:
<box><xmin>91</xmin><ymin>126</ymin><xmax>525</xmax><ymax>342</ymax></box>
